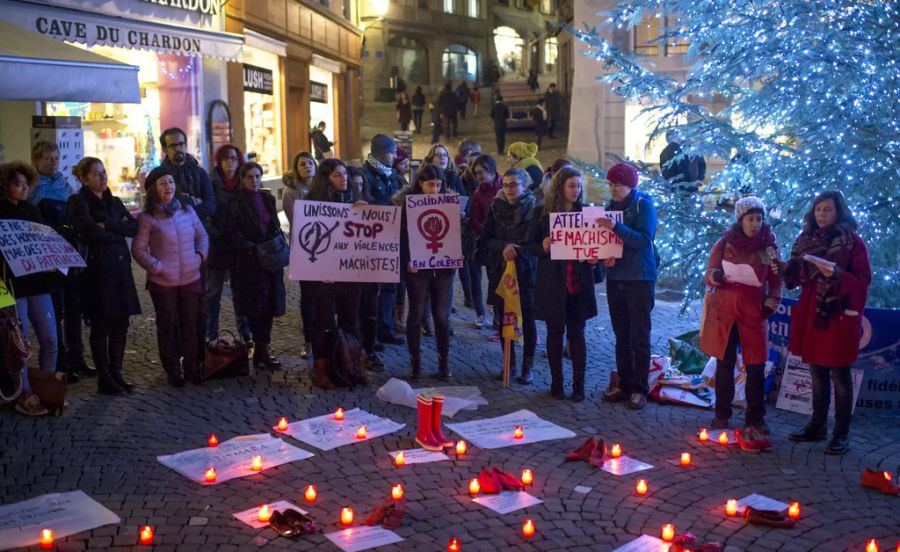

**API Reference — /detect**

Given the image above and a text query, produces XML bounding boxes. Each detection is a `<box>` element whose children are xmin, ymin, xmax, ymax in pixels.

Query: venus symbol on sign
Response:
<box><xmin>299</xmin><ymin>220</ymin><xmax>340</xmax><ymax>262</ymax></box>
<box><xmin>416</xmin><ymin>209</ymin><xmax>450</xmax><ymax>254</ymax></box>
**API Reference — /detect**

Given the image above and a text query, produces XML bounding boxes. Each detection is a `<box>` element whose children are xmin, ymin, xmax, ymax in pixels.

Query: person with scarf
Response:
<box><xmin>467</xmin><ymin>154</ymin><xmax>503</xmax><ymax>330</ymax></box>
<box><xmin>506</xmin><ymin>142</ymin><xmax>544</xmax><ymax>193</ymax></box>
<box><xmin>283</xmin><ymin>151</ymin><xmax>317</xmax><ymax>358</ymax></box>
<box><xmin>699</xmin><ymin>197</ymin><xmax>782</xmax><ymax>451</ymax></box>
<box><xmin>780</xmin><ymin>191</ymin><xmax>871</xmax><ymax>455</ymax></box>
<box><xmin>133</xmin><ymin>166</ymin><xmax>209</xmax><ymax>386</ymax></box>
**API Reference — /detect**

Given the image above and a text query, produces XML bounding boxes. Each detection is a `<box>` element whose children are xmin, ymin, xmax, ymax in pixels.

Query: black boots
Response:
<box><xmin>549</xmin><ymin>358</ymin><xmax>565</xmax><ymax>400</ymax></box>
<box><xmin>788</xmin><ymin>423</ymin><xmax>828</xmax><ymax>442</ymax></box>
<box><xmin>437</xmin><ymin>354</ymin><xmax>452</xmax><ymax>381</ymax></box>
<box><xmin>571</xmin><ymin>361</ymin><xmax>585</xmax><ymax>402</ymax></box>
<box><xmin>108</xmin><ymin>328</ymin><xmax>134</xmax><ymax>393</ymax></box>
<box><xmin>253</xmin><ymin>343</ymin><xmax>282</xmax><ymax>369</ymax></box>
<box><xmin>408</xmin><ymin>354</ymin><xmax>421</xmax><ymax>382</ymax></box>
<box><xmin>825</xmin><ymin>434</ymin><xmax>850</xmax><ymax>455</ymax></box>
<box><xmin>518</xmin><ymin>356</ymin><xmax>534</xmax><ymax>385</ymax></box>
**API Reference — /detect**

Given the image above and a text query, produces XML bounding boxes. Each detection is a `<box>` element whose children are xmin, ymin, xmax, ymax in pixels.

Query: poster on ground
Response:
<box><xmin>549</xmin><ymin>208</ymin><xmax>623</xmax><ymax>260</ymax></box>
<box><xmin>444</xmin><ymin>409</ymin><xmax>575</xmax><ymax>449</ymax></box>
<box><xmin>404</xmin><ymin>194</ymin><xmax>463</xmax><ymax>270</ymax></box>
<box><xmin>776</xmin><ymin>354</ymin><xmax>864</xmax><ymax>415</ymax></box>
<box><xmin>324</xmin><ymin>525</ymin><xmax>404</xmax><ymax>552</ymax></box>
<box><xmin>289</xmin><ymin>200</ymin><xmax>401</xmax><ymax>283</ymax></box>
<box><xmin>0</xmin><ymin>490</ymin><xmax>120</xmax><ymax>551</ymax></box>
<box><xmin>472</xmin><ymin>491</ymin><xmax>542</xmax><ymax>514</ymax></box>
<box><xmin>0</xmin><ymin>219</ymin><xmax>85</xmax><ymax>277</ymax></box>
<box><xmin>279</xmin><ymin>408</ymin><xmax>405</xmax><ymax>451</ymax></box>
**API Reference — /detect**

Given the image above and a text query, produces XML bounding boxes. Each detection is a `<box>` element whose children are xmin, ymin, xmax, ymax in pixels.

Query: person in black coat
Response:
<box><xmin>543</xmin><ymin>83</ymin><xmax>562</xmax><ymax>138</ymax></box>
<box><xmin>437</xmin><ymin>81</ymin><xmax>459</xmax><ymax>138</ymax></box>
<box><xmin>490</xmin><ymin>95</ymin><xmax>510</xmax><ymax>154</ymax></box>
<box><xmin>226</xmin><ymin>162</ymin><xmax>286</xmax><ymax>370</ymax></box>
<box><xmin>412</xmin><ymin>86</ymin><xmax>426</xmax><ymax>133</ymax></box>
<box><xmin>528</xmin><ymin>166</ymin><xmax>601</xmax><ymax>401</ymax></box>
<box><xmin>67</xmin><ymin>157</ymin><xmax>141</xmax><ymax>395</ymax></box>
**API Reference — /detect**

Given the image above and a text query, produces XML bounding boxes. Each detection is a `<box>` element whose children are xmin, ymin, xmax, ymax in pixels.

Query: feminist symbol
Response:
<box><xmin>416</xmin><ymin>209</ymin><xmax>449</xmax><ymax>254</ymax></box>
<box><xmin>299</xmin><ymin>220</ymin><xmax>340</xmax><ymax>262</ymax></box>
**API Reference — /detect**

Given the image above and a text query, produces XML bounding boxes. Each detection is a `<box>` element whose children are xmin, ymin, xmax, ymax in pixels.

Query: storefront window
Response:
<box><xmin>443</xmin><ymin>0</ymin><xmax>454</xmax><ymax>13</ymax></box>
<box><xmin>387</xmin><ymin>35</ymin><xmax>429</xmax><ymax>86</ymax></box>
<box><xmin>309</xmin><ymin>64</ymin><xmax>335</xmax><ymax>156</ymax></box>
<box><xmin>544</xmin><ymin>37</ymin><xmax>558</xmax><ymax>69</ymax></box>
<box><xmin>442</xmin><ymin>44</ymin><xmax>477</xmax><ymax>83</ymax></box>
<box><xmin>468</xmin><ymin>0</ymin><xmax>480</xmax><ymax>18</ymax></box>
<box><xmin>494</xmin><ymin>26</ymin><xmax>524</xmax><ymax>76</ymax></box>
<box><xmin>243</xmin><ymin>46</ymin><xmax>283</xmax><ymax>176</ymax></box>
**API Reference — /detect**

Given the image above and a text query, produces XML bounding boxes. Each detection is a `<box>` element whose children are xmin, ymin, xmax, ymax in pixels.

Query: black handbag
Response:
<box><xmin>256</xmin><ymin>231</ymin><xmax>290</xmax><ymax>272</ymax></box>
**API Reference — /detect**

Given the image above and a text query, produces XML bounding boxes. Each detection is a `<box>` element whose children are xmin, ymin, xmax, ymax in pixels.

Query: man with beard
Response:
<box><xmin>159</xmin><ymin>127</ymin><xmax>216</xmax><ymax>224</ymax></box>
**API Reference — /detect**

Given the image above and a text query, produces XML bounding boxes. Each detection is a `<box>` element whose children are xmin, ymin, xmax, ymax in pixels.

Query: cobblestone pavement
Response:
<box><xmin>2</xmin><ymin>267</ymin><xmax>900</xmax><ymax>552</ymax></box>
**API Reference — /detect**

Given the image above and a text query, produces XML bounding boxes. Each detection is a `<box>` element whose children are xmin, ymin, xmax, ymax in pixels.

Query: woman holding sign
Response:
<box><xmin>780</xmin><ymin>191</ymin><xmax>871</xmax><ymax>455</ymax></box>
<box><xmin>529</xmin><ymin>166</ymin><xmax>601</xmax><ymax>402</ymax></box>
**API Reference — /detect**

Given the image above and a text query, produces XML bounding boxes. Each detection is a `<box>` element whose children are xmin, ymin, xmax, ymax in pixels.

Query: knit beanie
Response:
<box><xmin>507</xmin><ymin>142</ymin><xmax>538</xmax><ymax>160</ymax></box>
<box><xmin>144</xmin><ymin>165</ymin><xmax>176</xmax><ymax>191</ymax></box>
<box><xmin>371</xmin><ymin>134</ymin><xmax>398</xmax><ymax>158</ymax></box>
<box><xmin>606</xmin><ymin>163</ymin><xmax>639</xmax><ymax>188</ymax></box>
<box><xmin>734</xmin><ymin>196</ymin><xmax>766</xmax><ymax>222</ymax></box>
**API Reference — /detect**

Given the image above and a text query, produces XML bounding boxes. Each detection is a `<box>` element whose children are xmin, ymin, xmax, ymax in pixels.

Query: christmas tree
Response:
<box><xmin>570</xmin><ymin>0</ymin><xmax>899</xmax><ymax>309</ymax></box>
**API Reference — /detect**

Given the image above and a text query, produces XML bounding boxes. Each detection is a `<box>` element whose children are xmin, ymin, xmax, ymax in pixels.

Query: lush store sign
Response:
<box><xmin>243</xmin><ymin>64</ymin><xmax>273</xmax><ymax>95</ymax></box>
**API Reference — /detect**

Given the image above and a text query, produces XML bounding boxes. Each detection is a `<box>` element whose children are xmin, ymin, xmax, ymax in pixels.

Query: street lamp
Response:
<box><xmin>359</xmin><ymin>0</ymin><xmax>390</xmax><ymax>108</ymax></box>
<box><xmin>369</xmin><ymin>0</ymin><xmax>389</xmax><ymax>18</ymax></box>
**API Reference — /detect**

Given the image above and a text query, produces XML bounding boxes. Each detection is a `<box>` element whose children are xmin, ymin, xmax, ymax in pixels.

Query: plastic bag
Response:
<box><xmin>668</xmin><ymin>330</ymin><xmax>707</xmax><ymax>374</ymax></box>
<box><xmin>375</xmin><ymin>378</ymin><xmax>488</xmax><ymax>417</ymax></box>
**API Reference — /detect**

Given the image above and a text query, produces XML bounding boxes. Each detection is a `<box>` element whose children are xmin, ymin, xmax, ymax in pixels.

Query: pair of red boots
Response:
<box><xmin>861</xmin><ymin>468</ymin><xmax>900</xmax><ymax>495</ymax></box>
<box><xmin>564</xmin><ymin>436</ymin><xmax>606</xmax><ymax>468</ymax></box>
<box><xmin>415</xmin><ymin>393</ymin><xmax>453</xmax><ymax>451</ymax></box>
<box><xmin>477</xmin><ymin>467</ymin><xmax>524</xmax><ymax>494</ymax></box>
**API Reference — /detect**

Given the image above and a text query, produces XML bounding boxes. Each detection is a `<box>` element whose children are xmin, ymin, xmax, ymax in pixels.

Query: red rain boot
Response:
<box><xmin>415</xmin><ymin>393</ymin><xmax>444</xmax><ymax>451</ymax></box>
<box><xmin>430</xmin><ymin>394</ymin><xmax>453</xmax><ymax>448</ymax></box>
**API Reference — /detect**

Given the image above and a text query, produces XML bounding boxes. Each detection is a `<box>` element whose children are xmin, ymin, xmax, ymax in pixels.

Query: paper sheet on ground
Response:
<box><xmin>389</xmin><ymin>449</ymin><xmax>450</xmax><ymax>465</ymax></box>
<box><xmin>737</xmin><ymin>493</ymin><xmax>789</xmax><ymax>512</ymax></box>
<box><xmin>601</xmin><ymin>455</ymin><xmax>654</xmax><ymax>476</ymax></box>
<box><xmin>324</xmin><ymin>525</ymin><xmax>404</xmax><ymax>552</ymax></box>
<box><xmin>279</xmin><ymin>408</ymin><xmax>404</xmax><ymax>451</ymax></box>
<box><xmin>472</xmin><ymin>491</ymin><xmax>543</xmax><ymax>514</ymax></box>
<box><xmin>375</xmin><ymin>378</ymin><xmax>488</xmax><ymax>417</ymax></box>
<box><xmin>233</xmin><ymin>501</ymin><xmax>307</xmax><ymax>530</ymax></box>
<box><xmin>708</xmin><ymin>429</ymin><xmax>737</xmax><ymax>445</ymax></box>
<box><xmin>612</xmin><ymin>534</ymin><xmax>670</xmax><ymax>552</ymax></box>
<box><xmin>157</xmin><ymin>433</ymin><xmax>314</xmax><ymax>484</ymax></box>
<box><xmin>722</xmin><ymin>260</ymin><xmax>762</xmax><ymax>286</ymax></box>
<box><xmin>445</xmin><ymin>409</ymin><xmax>575</xmax><ymax>449</ymax></box>
<box><xmin>0</xmin><ymin>491</ymin><xmax>120</xmax><ymax>551</ymax></box>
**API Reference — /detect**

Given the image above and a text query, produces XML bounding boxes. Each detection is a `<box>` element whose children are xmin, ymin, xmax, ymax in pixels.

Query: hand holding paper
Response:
<box><xmin>802</xmin><ymin>254</ymin><xmax>835</xmax><ymax>276</ymax></box>
<box><xmin>722</xmin><ymin>260</ymin><xmax>762</xmax><ymax>287</ymax></box>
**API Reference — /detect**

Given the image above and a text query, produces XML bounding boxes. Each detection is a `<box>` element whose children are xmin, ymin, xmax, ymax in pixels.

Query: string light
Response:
<box><xmin>159</xmin><ymin>58</ymin><xmax>196</xmax><ymax>81</ymax></box>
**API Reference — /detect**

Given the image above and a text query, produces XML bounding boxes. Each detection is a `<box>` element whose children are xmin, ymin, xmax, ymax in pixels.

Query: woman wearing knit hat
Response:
<box><xmin>698</xmin><ymin>196</ymin><xmax>782</xmax><ymax>451</ymax></box>
<box><xmin>506</xmin><ymin>142</ymin><xmax>544</xmax><ymax>194</ymax></box>
<box><xmin>598</xmin><ymin>163</ymin><xmax>658</xmax><ymax>410</ymax></box>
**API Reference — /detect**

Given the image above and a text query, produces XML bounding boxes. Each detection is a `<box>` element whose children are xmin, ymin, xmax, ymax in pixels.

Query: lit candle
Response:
<box><xmin>521</xmin><ymin>469</ymin><xmax>533</xmax><ymax>486</ymax></box>
<box><xmin>340</xmin><ymin>507</ymin><xmax>354</xmax><ymax>526</ymax></box>
<box><xmin>394</xmin><ymin>451</ymin><xmax>406</xmax><ymax>466</ymax></box>
<box><xmin>304</xmin><ymin>485</ymin><xmax>317</xmax><ymax>502</ymax></box>
<box><xmin>40</xmin><ymin>529</ymin><xmax>54</xmax><ymax>549</ymax></box>
<box><xmin>680</xmin><ymin>452</ymin><xmax>691</xmax><ymax>466</ymax></box>
<box><xmin>718</xmin><ymin>431</ymin><xmax>730</xmax><ymax>445</ymax></box>
<box><xmin>514</xmin><ymin>426</ymin><xmax>524</xmax><ymax>439</ymax></box>
<box><xmin>787</xmin><ymin>501</ymin><xmax>800</xmax><ymax>520</ymax></box>
<box><xmin>277</xmin><ymin>417</ymin><xmax>288</xmax><ymax>431</ymax></box>
<box><xmin>204</xmin><ymin>467</ymin><xmax>217</xmax><ymax>483</ymax></box>
<box><xmin>611</xmin><ymin>444</ymin><xmax>622</xmax><ymax>458</ymax></box>
<box><xmin>635</xmin><ymin>479</ymin><xmax>648</xmax><ymax>496</ymax></box>
<box><xmin>335</xmin><ymin>408</ymin><xmax>344</xmax><ymax>421</ymax></box>
<box><xmin>661</xmin><ymin>524</ymin><xmax>675</xmax><ymax>542</ymax></box>
<box><xmin>357</xmin><ymin>425</ymin><xmax>367</xmax><ymax>439</ymax></box>
<box><xmin>867</xmin><ymin>539</ymin><xmax>879</xmax><ymax>552</ymax></box>
<box><xmin>208</xmin><ymin>434</ymin><xmax>218</xmax><ymax>447</ymax></box>
<box><xmin>699</xmin><ymin>428</ymin><xmax>709</xmax><ymax>442</ymax></box>
<box><xmin>139</xmin><ymin>525</ymin><xmax>154</xmax><ymax>545</ymax></box>
<box><xmin>725</xmin><ymin>499</ymin><xmax>738</xmax><ymax>516</ymax></box>
<box><xmin>468</xmin><ymin>478</ymin><xmax>480</xmax><ymax>495</ymax></box>
<box><xmin>251</xmin><ymin>455</ymin><xmax>263</xmax><ymax>471</ymax></box>
<box><xmin>258</xmin><ymin>504</ymin><xmax>272</xmax><ymax>523</ymax></box>
<box><xmin>522</xmin><ymin>519</ymin><xmax>535</xmax><ymax>538</ymax></box>
<box><xmin>391</xmin><ymin>484</ymin><xmax>404</xmax><ymax>501</ymax></box>
<box><xmin>884</xmin><ymin>471</ymin><xmax>893</xmax><ymax>482</ymax></box>
<box><xmin>455</xmin><ymin>440</ymin><xmax>467</xmax><ymax>455</ymax></box>
<box><xmin>448</xmin><ymin>537</ymin><xmax>461</xmax><ymax>551</ymax></box>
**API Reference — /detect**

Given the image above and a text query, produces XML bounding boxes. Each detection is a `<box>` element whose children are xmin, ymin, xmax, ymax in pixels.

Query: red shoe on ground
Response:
<box><xmin>492</xmin><ymin>466</ymin><xmax>524</xmax><ymax>491</ymax></box>
<box><xmin>588</xmin><ymin>438</ymin><xmax>607</xmax><ymax>468</ymax></box>
<box><xmin>477</xmin><ymin>468</ymin><xmax>503</xmax><ymax>494</ymax></box>
<box><xmin>414</xmin><ymin>393</ymin><xmax>444</xmax><ymax>451</ymax></box>
<box><xmin>430</xmin><ymin>394</ymin><xmax>454</xmax><ymax>448</ymax></box>
<box><xmin>861</xmin><ymin>468</ymin><xmax>900</xmax><ymax>495</ymax></box>
<box><xmin>565</xmin><ymin>437</ymin><xmax>596</xmax><ymax>462</ymax></box>
<box><xmin>735</xmin><ymin>428</ymin><xmax>761</xmax><ymax>453</ymax></box>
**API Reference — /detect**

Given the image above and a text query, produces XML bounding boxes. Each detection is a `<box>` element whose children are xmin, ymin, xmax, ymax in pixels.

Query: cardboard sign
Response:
<box><xmin>405</xmin><ymin>194</ymin><xmax>463</xmax><ymax>270</ymax></box>
<box><xmin>279</xmin><ymin>408</ymin><xmax>405</xmax><ymax>451</ymax></box>
<box><xmin>324</xmin><ymin>526</ymin><xmax>404</xmax><ymax>552</ymax></box>
<box><xmin>0</xmin><ymin>219</ymin><xmax>85</xmax><ymax>277</ymax></box>
<box><xmin>549</xmin><ymin>207</ymin><xmax>623</xmax><ymax>260</ymax></box>
<box><xmin>0</xmin><ymin>491</ymin><xmax>120</xmax><ymax>550</ymax></box>
<box><xmin>776</xmin><ymin>354</ymin><xmax>864</xmax><ymax>415</ymax></box>
<box><xmin>444</xmin><ymin>409</ymin><xmax>575</xmax><ymax>449</ymax></box>
<box><xmin>472</xmin><ymin>491</ymin><xmax>543</xmax><ymax>514</ymax></box>
<box><xmin>289</xmin><ymin>201</ymin><xmax>401</xmax><ymax>283</ymax></box>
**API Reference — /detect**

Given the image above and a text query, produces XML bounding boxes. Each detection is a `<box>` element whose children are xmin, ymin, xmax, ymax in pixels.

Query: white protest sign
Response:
<box><xmin>279</xmin><ymin>408</ymin><xmax>405</xmax><ymax>451</ymax></box>
<box><xmin>601</xmin><ymin>455</ymin><xmax>654</xmax><ymax>476</ymax></box>
<box><xmin>157</xmin><ymin>433</ymin><xmax>314</xmax><ymax>484</ymax></box>
<box><xmin>776</xmin><ymin>354</ymin><xmax>864</xmax><ymax>415</ymax></box>
<box><xmin>549</xmin><ymin>207</ymin><xmax>623</xmax><ymax>260</ymax></box>
<box><xmin>289</xmin><ymin>200</ymin><xmax>401</xmax><ymax>283</ymax></box>
<box><xmin>405</xmin><ymin>193</ymin><xmax>463</xmax><ymax>270</ymax></box>
<box><xmin>0</xmin><ymin>219</ymin><xmax>86</xmax><ymax>277</ymax></box>
<box><xmin>737</xmin><ymin>493</ymin><xmax>789</xmax><ymax>512</ymax></box>
<box><xmin>444</xmin><ymin>409</ymin><xmax>575</xmax><ymax>449</ymax></box>
<box><xmin>389</xmin><ymin>449</ymin><xmax>450</xmax><ymax>465</ymax></box>
<box><xmin>472</xmin><ymin>491</ymin><xmax>543</xmax><ymax>515</ymax></box>
<box><xmin>233</xmin><ymin>501</ymin><xmax>307</xmax><ymax>530</ymax></box>
<box><xmin>324</xmin><ymin>525</ymin><xmax>404</xmax><ymax>552</ymax></box>
<box><xmin>612</xmin><ymin>534</ymin><xmax>670</xmax><ymax>552</ymax></box>
<box><xmin>0</xmin><ymin>490</ymin><xmax>120</xmax><ymax>551</ymax></box>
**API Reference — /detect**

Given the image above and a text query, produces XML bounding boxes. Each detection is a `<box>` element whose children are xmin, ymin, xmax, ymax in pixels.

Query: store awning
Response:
<box><xmin>494</xmin><ymin>11</ymin><xmax>544</xmax><ymax>35</ymax></box>
<box><xmin>0</xmin><ymin>20</ymin><xmax>140</xmax><ymax>102</ymax></box>
<box><xmin>0</xmin><ymin>0</ymin><xmax>243</xmax><ymax>61</ymax></box>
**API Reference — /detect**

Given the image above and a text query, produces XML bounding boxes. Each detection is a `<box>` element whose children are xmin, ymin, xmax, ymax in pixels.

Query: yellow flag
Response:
<box><xmin>495</xmin><ymin>259</ymin><xmax>523</xmax><ymax>344</ymax></box>
<box><xmin>0</xmin><ymin>278</ymin><xmax>14</xmax><ymax>310</ymax></box>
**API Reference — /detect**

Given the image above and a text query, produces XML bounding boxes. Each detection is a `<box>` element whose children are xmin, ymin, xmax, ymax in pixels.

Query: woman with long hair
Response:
<box><xmin>423</xmin><ymin>143</ymin><xmax>463</xmax><ymax>194</ymax></box>
<box><xmin>283</xmin><ymin>151</ymin><xmax>317</xmax><ymax>358</ymax></box>
<box><xmin>396</xmin><ymin>91</ymin><xmax>413</xmax><ymax>131</ymax></box>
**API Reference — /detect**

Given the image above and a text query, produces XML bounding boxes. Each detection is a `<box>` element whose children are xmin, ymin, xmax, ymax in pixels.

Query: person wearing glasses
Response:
<box><xmin>466</xmin><ymin>154</ymin><xmax>503</xmax><ymax>332</ymax></box>
<box><xmin>159</xmin><ymin>128</ymin><xmax>216</xmax><ymax>224</ymax></box>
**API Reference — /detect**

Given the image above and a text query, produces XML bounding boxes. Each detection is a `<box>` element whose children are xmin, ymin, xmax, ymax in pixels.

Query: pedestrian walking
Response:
<box><xmin>412</xmin><ymin>86</ymin><xmax>426</xmax><ymax>134</ymax></box>
<box><xmin>396</xmin><ymin>91</ymin><xmax>412</xmax><ymax>131</ymax></box>
<box><xmin>490</xmin><ymin>95</ymin><xmax>510</xmax><ymax>154</ymax></box>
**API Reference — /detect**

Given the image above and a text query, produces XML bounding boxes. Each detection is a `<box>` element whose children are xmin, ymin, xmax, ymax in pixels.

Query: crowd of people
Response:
<box><xmin>0</xmin><ymin>126</ymin><xmax>871</xmax><ymax>456</ymax></box>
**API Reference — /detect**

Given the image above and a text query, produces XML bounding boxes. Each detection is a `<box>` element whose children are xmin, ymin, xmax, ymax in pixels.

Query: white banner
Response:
<box><xmin>404</xmin><ymin>194</ymin><xmax>463</xmax><ymax>270</ymax></box>
<box><xmin>289</xmin><ymin>201</ymin><xmax>401</xmax><ymax>283</ymax></box>
<box><xmin>549</xmin><ymin>208</ymin><xmax>623</xmax><ymax>260</ymax></box>
<box><xmin>279</xmin><ymin>408</ymin><xmax>405</xmax><ymax>451</ymax></box>
<box><xmin>157</xmin><ymin>434</ymin><xmax>314</xmax><ymax>485</ymax></box>
<box><xmin>0</xmin><ymin>491</ymin><xmax>120</xmax><ymax>551</ymax></box>
<box><xmin>0</xmin><ymin>219</ymin><xmax>85</xmax><ymax>277</ymax></box>
<box><xmin>444</xmin><ymin>409</ymin><xmax>575</xmax><ymax>449</ymax></box>
<box><xmin>776</xmin><ymin>354</ymin><xmax>864</xmax><ymax>415</ymax></box>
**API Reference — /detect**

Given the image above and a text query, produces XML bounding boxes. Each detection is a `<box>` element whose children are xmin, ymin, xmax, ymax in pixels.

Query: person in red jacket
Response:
<box><xmin>779</xmin><ymin>191</ymin><xmax>871</xmax><ymax>455</ymax></box>
<box><xmin>699</xmin><ymin>197</ymin><xmax>781</xmax><ymax>450</ymax></box>
<box><xmin>467</xmin><ymin>154</ymin><xmax>503</xmax><ymax>331</ymax></box>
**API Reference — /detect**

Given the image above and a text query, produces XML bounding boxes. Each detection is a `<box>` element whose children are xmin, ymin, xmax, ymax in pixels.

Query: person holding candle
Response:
<box><xmin>132</xmin><ymin>166</ymin><xmax>209</xmax><ymax>386</ymax></box>
<box><xmin>698</xmin><ymin>196</ymin><xmax>781</xmax><ymax>448</ymax></box>
<box><xmin>779</xmin><ymin>191</ymin><xmax>871</xmax><ymax>455</ymax></box>
<box><xmin>282</xmin><ymin>151</ymin><xmax>317</xmax><ymax>358</ymax></box>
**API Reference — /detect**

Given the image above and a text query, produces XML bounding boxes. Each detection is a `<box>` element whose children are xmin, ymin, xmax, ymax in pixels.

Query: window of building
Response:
<box><xmin>633</xmin><ymin>14</ymin><xmax>660</xmax><ymax>55</ymax></box>
<box><xmin>442</xmin><ymin>44</ymin><xmax>477</xmax><ymax>82</ymax></box>
<box><xmin>388</xmin><ymin>35</ymin><xmax>429</xmax><ymax>85</ymax></box>
<box><xmin>493</xmin><ymin>26</ymin><xmax>524</xmax><ymax>76</ymax></box>
<box><xmin>664</xmin><ymin>15</ymin><xmax>690</xmax><ymax>56</ymax></box>
<box><xmin>468</xmin><ymin>0</ymin><xmax>480</xmax><ymax>18</ymax></box>
<box><xmin>243</xmin><ymin>46</ymin><xmax>284</xmax><ymax>176</ymax></box>
<box><xmin>540</xmin><ymin>0</ymin><xmax>553</xmax><ymax>15</ymax></box>
<box><xmin>443</xmin><ymin>0</ymin><xmax>453</xmax><ymax>13</ymax></box>
<box><xmin>544</xmin><ymin>36</ymin><xmax>558</xmax><ymax>69</ymax></box>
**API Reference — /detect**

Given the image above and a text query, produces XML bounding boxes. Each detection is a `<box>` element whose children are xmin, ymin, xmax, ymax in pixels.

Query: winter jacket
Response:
<box><xmin>437</xmin><ymin>87</ymin><xmax>457</xmax><ymax>117</ymax></box>
<box><xmin>483</xmin><ymin>189</ymin><xmax>539</xmax><ymax>299</ymax></box>
<box><xmin>162</xmin><ymin>155</ymin><xmax>216</xmax><ymax>222</ymax></box>
<box><xmin>311</xmin><ymin>130</ymin><xmax>333</xmax><ymax>161</ymax></box>
<box><xmin>0</xmin><ymin>199</ymin><xmax>60</xmax><ymax>298</ymax></box>
<box><xmin>444</xmin><ymin>169</ymin><xmax>464</xmax><ymax>195</ymax></box>
<box><xmin>491</xmin><ymin>101</ymin><xmax>510</xmax><ymax>130</ymax></box>
<box><xmin>359</xmin><ymin>161</ymin><xmax>404</xmax><ymax>206</ymax></box>
<box><xmin>208</xmin><ymin>169</ymin><xmax>242</xmax><ymax>270</ymax></box>
<box><xmin>468</xmin><ymin>174</ymin><xmax>502</xmax><ymax>236</ymax></box>
<box><xmin>396</xmin><ymin>100</ymin><xmax>412</xmax><ymax>125</ymax></box>
<box><xmin>605</xmin><ymin>189</ymin><xmax>658</xmax><ymax>282</ymax></box>
<box><xmin>28</xmin><ymin>172</ymin><xmax>76</xmax><ymax>230</ymax></box>
<box><xmin>281</xmin><ymin>176</ymin><xmax>310</xmax><ymax>232</ymax></box>
<box><xmin>785</xmin><ymin>232</ymin><xmax>871</xmax><ymax>367</ymax></box>
<box><xmin>132</xmin><ymin>200</ymin><xmax>209</xmax><ymax>288</ymax></box>
<box><xmin>67</xmin><ymin>187</ymin><xmax>140</xmax><ymax>319</ymax></box>
<box><xmin>544</xmin><ymin>90</ymin><xmax>562</xmax><ymax>119</ymax></box>
<box><xmin>412</xmin><ymin>91</ymin><xmax>426</xmax><ymax>109</ymax></box>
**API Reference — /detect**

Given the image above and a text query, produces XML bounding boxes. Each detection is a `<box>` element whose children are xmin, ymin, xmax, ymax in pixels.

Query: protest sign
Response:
<box><xmin>0</xmin><ymin>219</ymin><xmax>85</xmax><ymax>277</ymax></box>
<box><xmin>233</xmin><ymin>501</ymin><xmax>306</xmax><ymax>530</ymax></box>
<box><xmin>289</xmin><ymin>200</ymin><xmax>401</xmax><ymax>283</ymax></box>
<box><xmin>388</xmin><ymin>449</ymin><xmax>449</xmax><ymax>465</ymax></box>
<box><xmin>279</xmin><ymin>408</ymin><xmax>405</xmax><ymax>451</ymax></box>
<box><xmin>601</xmin><ymin>456</ymin><xmax>654</xmax><ymax>476</ymax></box>
<box><xmin>405</xmin><ymin>194</ymin><xmax>463</xmax><ymax>270</ymax></box>
<box><xmin>0</xmin><ymin>490</ymin><xmax>120</xmax><ymax>550</ymax></box>
<box><xmin>549</xmin><ymin>207</ymin><xmax>623</xmax><ymax>260</ymax></box>
<box><xmin>472</xmin><ymin>491</ymin><xmax>543</xmax><ymax>515</ymax></box>
<box><xmin>444</xmin><ymin>409</ymin><xmax>575</xmax><ymax>449</ymax></box>
<box><xmin>776</xmin><ymin>354</ymin><xmax>863</xmax><ymax>415</ymax></box>
<box><xmin>325</xmin><ymin>526</ymin><xmax>404</xmax><ymax>552</ymax></box>
<box><xmin>157</xmin><ymin>433</ymin><xmax>314</xmax><ymax>484</ymax></box>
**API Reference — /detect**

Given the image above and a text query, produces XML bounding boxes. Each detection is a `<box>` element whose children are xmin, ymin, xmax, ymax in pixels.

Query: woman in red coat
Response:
<box><xmin>779</xmin><ymin>191</ymin><xmax>871</xmax><ymax>455</ymax></box>
<box><xmin>700</xmin><ymin>197</ymin><xmax>781</xmax><ymax>450</ymax></box>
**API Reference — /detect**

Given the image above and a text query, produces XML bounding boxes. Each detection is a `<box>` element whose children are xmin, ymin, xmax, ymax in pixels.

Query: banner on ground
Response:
<box><xmin>0</xmin><ymin>490</ymin><xmax>120</xmax><ymax>551</ymax></box>
<box><xmin>279</xmin><ymin>408</ymin><xmax>405</xmax><ymax>451</ymax></box>
<box><xmin>444</xmin><ymin>409</ymin><xmax>575</xmax><ymax>449</ymax></box>
<box><xmin>495</xmin><ymin>260</ymin><xmax>523</xmax><ymax>344</ymax></box>
<box><xmin>549</xmin><ymin>207</ymin><xmax>623</xmax><ymax>260</ymax></box>
<box><xmin>0</xmin><ymin>219</ymin><xmax>85</xmax><ymax>277</ymax></box>
<box><xmin>405</xmin><ymin>194</ymin><xmax>463</xmax><ymax>270</ymax></box>
<box><xmin>776</xmin><ymin>353</ymin><xmax>864</xmax><ymax>416</ymax></box>
<box><xmin>289</xmin><ymin>200</ymin><xmax>401</xmax><ymax>283</ymax></box>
